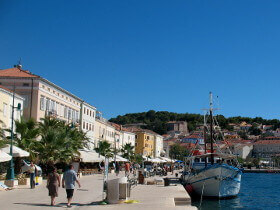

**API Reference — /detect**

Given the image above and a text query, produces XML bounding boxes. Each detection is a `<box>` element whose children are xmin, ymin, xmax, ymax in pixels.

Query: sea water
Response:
<box><xmin>191</xmin><ymin>173</ymin><xmax>280</xmax><ymax>210</ymax></box>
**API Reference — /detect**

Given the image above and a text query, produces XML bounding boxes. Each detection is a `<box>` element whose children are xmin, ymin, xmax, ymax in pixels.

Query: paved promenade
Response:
<box><xmin>0</xmin><ymin>172</ymin><xmax>196</xmax><ymax>210</ymax></box>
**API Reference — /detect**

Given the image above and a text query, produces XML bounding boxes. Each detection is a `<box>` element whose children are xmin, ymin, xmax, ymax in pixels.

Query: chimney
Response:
<box><xmin>14</xmin><ymin>64</ymin><xmax>22</xmax><ymax>70</ymax></box>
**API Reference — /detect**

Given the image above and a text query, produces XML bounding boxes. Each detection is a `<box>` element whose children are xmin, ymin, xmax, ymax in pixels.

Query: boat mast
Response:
<box><xmin>209</xmin><ymin>92</ymin><xmax>214</xmax><ymax>165</ymax></box>
<box><xmin>203</xmin><ymin>112</ymin><xmax>207</xmax><ymax>167</ymax></box>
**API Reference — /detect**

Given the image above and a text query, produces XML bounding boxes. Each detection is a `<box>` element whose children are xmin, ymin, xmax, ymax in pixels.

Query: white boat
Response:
<box><xmin>184</xmin><ymin>153</ymin><xmax>242</xmax><ymax>198</ymax></box>
<box><xmin>183</xmin><ymin>92</ymin><xmax>242</xmax><ymax>198</ymax></box>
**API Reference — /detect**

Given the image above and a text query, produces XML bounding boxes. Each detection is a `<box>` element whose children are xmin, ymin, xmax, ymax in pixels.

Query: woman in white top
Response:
<box><xmin>29</xmin><ymin>162</ymin><xmax>36</xmax><ymax>189</ymax></box>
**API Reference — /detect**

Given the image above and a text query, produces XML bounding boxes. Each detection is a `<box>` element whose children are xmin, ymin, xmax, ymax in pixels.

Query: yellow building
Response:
<box><xmin>134</xmin><ymin>129</ymin><xmax>155</xmax><ymax>157</ymax></box>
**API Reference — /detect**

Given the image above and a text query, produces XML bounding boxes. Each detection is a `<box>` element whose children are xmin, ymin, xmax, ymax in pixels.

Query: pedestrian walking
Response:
<box><xmin>47</xmin><ymin>166</ymin><xmax>60</xmax><ymax>206</ymax></box>
<box><xmin>125</xmin><ymin>162</ymin><xmax>130</xmax><ymax>177</ymax></box>
<box><xmin>62</xmin><ymin>164</ymin><xmax>81</xmax><ymax>208</ymax></box>
<box><xmin>115</xmin><ymin>162</ymin><xmax>120</xmax><ymax>176</ymax></box>
<box><xmin>29</xmin><ymin>162</ymin><xmax>37</xmax><ymax>189</ymax></box>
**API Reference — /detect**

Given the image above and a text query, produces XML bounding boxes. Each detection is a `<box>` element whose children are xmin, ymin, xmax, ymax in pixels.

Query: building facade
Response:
<box><xmin>154</xmin><ymin>134</ymin><xmax>163</xmax><ymax>157</ymax></box>
<box><xmin>0</xmin><ymin>85</ymin><xmax>24</xmax><ymax>133</ymax></box>
<box><xmin>253</xmin><ymin>140</ymin><xmax>280</xmax><ymax>158</ymax></box>
<box><xmin>121</xmin><ymin>130</ymin><xmax>136</xmax><ymax>148</ymax></box>
<box><xmin>167</xmin><ymin>121</ymin><xmax>189</xmax><ymax>135</ymax></box>
<box><xmin>0</xmin><ymin>66</ymin><xmax>82</xmax><ymax>124</ymax></box>
<box><xmin>80</xmin><ymin>102</ymin><xmax>96</xmax><ymax>149</ymax></box>
<box><xmin>94</xmin><ymin>114</ymin><xmax>116</xmax><ymax>148</ymax></box>
<box><xmin>135</xmin><ymin>131</ymin><xmax>154</xmax><ymax>157</ymax></box>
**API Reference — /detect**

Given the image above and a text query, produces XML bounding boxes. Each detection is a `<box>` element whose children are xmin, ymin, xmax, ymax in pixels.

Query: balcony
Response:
<box><xmin>45</xmin><ymin>110</ymin><xmax>57</xmax><ymax>117</ymax></box>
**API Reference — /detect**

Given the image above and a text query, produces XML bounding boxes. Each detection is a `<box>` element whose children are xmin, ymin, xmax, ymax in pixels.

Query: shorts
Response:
<box><xmin>66</xmin><ymin>189</ymin><xmax>74</xmax><ymax>198</ymax></box>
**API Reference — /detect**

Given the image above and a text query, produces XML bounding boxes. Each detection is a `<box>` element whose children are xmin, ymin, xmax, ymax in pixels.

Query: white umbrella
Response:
<box><xmin>79</xmin><ymin>150</ymin><xmax>104</xmax><ymax>163</ymax></box>
<box><xmin>154</xmin><ymin>158</ymin><xmax>166</xmax><ymax>163</ymax></box>
<box><xmin>0</xmin><ymin>151</ymin><xmax>12</xmax><ymax>162</ymax></box>
<box><xmin>109</xmin><ymin>155</ymin><xmax>128</xmax><ymax>162</ymax></box>
<box><xmin>159</xmin><ymin>157</ymin><xmax>174</xmax><ymax>163</ymax></box>
<box><xmin>1</xmin><ymin>145</ymin><xmax>29</xmax><ymax>157</ymax></box>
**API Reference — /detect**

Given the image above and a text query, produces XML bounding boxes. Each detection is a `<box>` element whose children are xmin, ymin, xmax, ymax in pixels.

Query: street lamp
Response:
<box><xmin>114</xmin><ymin>133</ymin><xmax>119</xmax><ymax>166</ymax></box>
<box><xmin>6</xmin><ymin>88</ymin><xmax>21</xmax><ymax>180</ymax></box>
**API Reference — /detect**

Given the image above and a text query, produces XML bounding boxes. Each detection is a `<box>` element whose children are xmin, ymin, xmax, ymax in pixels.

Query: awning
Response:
<box><xmin>0</xmin><ymin>151</ymin><xmax>12</xmax><ymax>162</ymax></box>
<box><xmin>153</xmin><ymin>158</ymin><xmax>167</xmax><ymax>163</ymax></box>
<box><xmin>143</xmin><ymin>156</ymin><xmax>165</xmax><ymax>163</ymax></box>
<box><xmin>1</xmin><ymin>145</ymin><xmax>30</xmax><ymax>157</ymax></box>
<box><xmin>109</xmin><ymin>155</ymin><xmax>128</xmax><ymax>162</ymax></box>
<box><xmin>159</xmin><ymin>157</ymin><xmax>175</xmax><ymax>163</ymax></box>
<box><xmin>79</xmin><ymin>150</ymin><xmax>105</xmax><ymax>163</ymax></box>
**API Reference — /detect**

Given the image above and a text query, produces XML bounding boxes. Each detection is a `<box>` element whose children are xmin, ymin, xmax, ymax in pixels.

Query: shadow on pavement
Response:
<box><xmin>14</xmin><ymin>203</ymin><xmax>62</xmax><ymax>207</ymax></box>
<box><xmin>13</xmin><ymin>202</ymin><xmax>107</xmax><ymax>207</ymax></box>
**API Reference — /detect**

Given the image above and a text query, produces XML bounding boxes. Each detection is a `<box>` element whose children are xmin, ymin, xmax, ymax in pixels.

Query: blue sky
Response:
<box><xmin>1</xmin><ymin>0</ymin><xmax>280</xmax><ymax>119</ymax></box>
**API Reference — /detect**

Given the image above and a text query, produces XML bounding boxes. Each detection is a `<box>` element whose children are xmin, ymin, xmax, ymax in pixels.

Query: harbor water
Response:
<box><xmin>191</xmin><ymin>173</ymin><xmax>280</xmax><ymax>210</ymax></box>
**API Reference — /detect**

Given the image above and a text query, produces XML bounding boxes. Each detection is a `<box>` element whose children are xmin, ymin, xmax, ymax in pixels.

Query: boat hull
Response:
<box><xmin>185</xmin><ymin>164</ymin><xmax>242</xmax><ymax>198</ymax></box>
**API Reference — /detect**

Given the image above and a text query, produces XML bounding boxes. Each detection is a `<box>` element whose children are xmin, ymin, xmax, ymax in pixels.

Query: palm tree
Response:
<box><xmin>131</xmin><ymin>153</ymin><xmax>144</xmax><ymax>164</ymax></box>
<box><xmin>0</xmin><ymin>120</ymin><xmax>8</xmax><ymax>148</ymax></box>
<box><xmin>121</xmin><ymin>143</ymin><xmax>135</xmax><ymax>161</ymax></box>
<box><xmin>95</xmin><ymin>140</ymin><xmax>113</xmax><ymax>158</ymax></box>
<box><xmin>12</xmin><ymin>118</ymin><xmax>40</xmax><ymax>161</ymax></box>
<box><xmin>37</xmin><ymin>117</ymin><xmax>89</xmax><ymax>164</ymax></box>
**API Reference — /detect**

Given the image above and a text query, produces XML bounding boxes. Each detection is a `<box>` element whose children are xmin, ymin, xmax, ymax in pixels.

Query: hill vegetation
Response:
<box><xmin>109</xmin><ymin>110</ymin><xmax>280</xmax><ymax>135</ymax></box>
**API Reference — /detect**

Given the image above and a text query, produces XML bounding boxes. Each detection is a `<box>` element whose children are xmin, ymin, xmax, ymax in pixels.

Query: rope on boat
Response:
<box><xmin>199</xmin><ymin>174</ymin><xmax>206</xmax><ymax>209</ymax></box>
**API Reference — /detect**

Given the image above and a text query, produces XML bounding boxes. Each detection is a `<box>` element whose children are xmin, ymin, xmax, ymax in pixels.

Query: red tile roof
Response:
<box><xmin>0</xmin><ymin>85</ymin><xmax>13</xmax><ymax>93</ymax></box>
<box><xmin>0</xmin><ymin>67</ymin><xmax>39</xmax><ymax>78</ymax></box>
<box><xmin>254</xmin><ymin>140</ymin><xmax>280</xmax><ymax>145</ymax></box>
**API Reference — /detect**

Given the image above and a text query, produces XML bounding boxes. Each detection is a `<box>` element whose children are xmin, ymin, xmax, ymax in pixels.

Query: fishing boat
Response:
<box><xmin>183</xmin><ymin>92</ymin><xmax>242</xmax><ymax>198</ymax></box>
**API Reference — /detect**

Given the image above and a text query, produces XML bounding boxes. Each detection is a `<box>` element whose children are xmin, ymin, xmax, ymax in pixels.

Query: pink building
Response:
<box><xmin>0</xmin><ymin>65</ymin><xmax>82</xmax><ymax>124</ymax></box>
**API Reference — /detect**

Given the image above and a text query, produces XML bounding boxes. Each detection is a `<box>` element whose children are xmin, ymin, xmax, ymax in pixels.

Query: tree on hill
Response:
<box><xmin>109</xmin><ymin>110</ymin><xmax>280</xmax><ymax>135</ymax></box>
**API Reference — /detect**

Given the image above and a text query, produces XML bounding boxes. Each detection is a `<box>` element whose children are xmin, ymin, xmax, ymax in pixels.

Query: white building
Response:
<box><xmin>121</xmin><ymin>130</ymin><xmax>136</xmax><ymax>148</ymax></box>
<box><xmin>80</xmin><ymin>102</ymin><xmax>96</xmax><ymax>149</ymax></box>
<box><xmin>154</xmin><ymin>134</ymin><xmax>164</xmax><ymax>157</ymax></box>
<box><xmin>94</xmin><ymin>114</ymin><xmax>116</xmax><ymax>148</ymax></box>
<box><xmin>234</xmin><ymin>144</ymin><xmax>253</xmax><ymax>159</ymax></box>
<box><xmin>0</xmin><ymin>85</ymin><xmax>24</xmax><ymax>134</ymax></box>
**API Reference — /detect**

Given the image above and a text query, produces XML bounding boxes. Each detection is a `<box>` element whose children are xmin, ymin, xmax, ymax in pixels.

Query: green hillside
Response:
<box><xmin>109</xmin><ymin>110</ymin><xmax>280</xmax><ymax>135</ymax></box>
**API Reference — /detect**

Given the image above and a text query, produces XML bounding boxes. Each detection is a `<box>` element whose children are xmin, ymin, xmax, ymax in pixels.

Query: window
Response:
<box><xmin>89</xmin><ymin>124</ymin><xmax>92</xmax><ymax>131</ymax></box>
<box><xmin>76</xmin><ymin>111</ymin><xmax>80</xmax><ymax>122</ymax></box>
<box><xmin>3</xmin><ymin>103</ymin><xmax>7</xmax><ymax>117</ymax></box>
<box><xmin>135</xmin><ymin>135</ymin><xmax>138</xmax><ymax>139</ymax></box>
<box><xmin>84</xmin><ymin>108</ymin><xmax>86</xmax><ymax>114</ymax></box>
<box><xmin>68</xmin><ymin>108</ymin><xmax>72</xmax><ymax>120</ymax></box>
<box><xmin>86</xmin><ymin>123</ymin><xmax>88</xmax><ymax>130</ymax></box>
<box><xmin>48</xmin><ymin>88</ymin><xmax>50</xmax><ymax>91</ymax></box>
<box><xmin>46</xmin><ymin>98</ymin><xmax>50</xmax><ymax>111</ymax></box>
<box><xmin>89</xmin><ymin>110</ymin><xmax>91</xmax><ymax>117</ymax></box>
<box><xmin>92</xmin><ymin>125</ymin><xmax>94</xmax><ymax>131</ymax></box>
<box><xmin>23</xmin><ymin>83</ymin><xmax>29</xmax><ymax>87</ymax></box>
<box><xmin>40</xmin><ymin>96</ymin><xmax>45</xmax><ymax>111</ymax></box>
<box><xmin>60</xmin><ymin>105</ymin><xmax>64</xmax><ymax>117</ymax></box>
<box><xmin>64</xmin><ymin>106</ymin><xmax>68</xmax><ymax>118</ymax></box>
<box><xmin>87</xmin><ymin>109</ymin><xmax>89</xmax><ymax>115</ymax></box>
<box><xmin>83</xmin><ymin>122</ymin><xmax>85</xmax><ymax>129</ymax></box>
<box><xmin>147</xmin><ymin>136</ymin><xmax>150</xmax><ymax>140</ymax></box>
